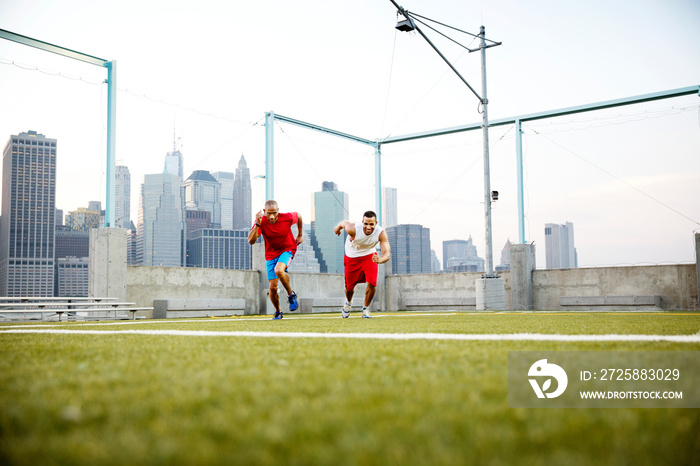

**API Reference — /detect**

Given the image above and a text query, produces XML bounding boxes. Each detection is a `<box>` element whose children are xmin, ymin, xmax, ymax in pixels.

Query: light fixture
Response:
<box><xmin>491</xmin><ymin>190</ymin><xmax>499</xmax><ymax>201</ymax></box>
<box><xmin>396</xmin><ymin>17</ymin><xmax>416</xmax><ymax>32</ymax></box>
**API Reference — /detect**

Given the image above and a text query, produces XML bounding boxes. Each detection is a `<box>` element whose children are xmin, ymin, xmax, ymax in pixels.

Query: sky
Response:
<box><xmin>0</xmin><ymin>0</ymin><xmax>699</xmax><ymax>268</ymax></box>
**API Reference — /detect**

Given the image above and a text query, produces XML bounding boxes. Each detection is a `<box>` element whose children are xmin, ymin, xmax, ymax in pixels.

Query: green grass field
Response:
<box><xmin>1</xmin><ymin>311</ymin><xmax>699</xmax><ymax>465</ymax></box>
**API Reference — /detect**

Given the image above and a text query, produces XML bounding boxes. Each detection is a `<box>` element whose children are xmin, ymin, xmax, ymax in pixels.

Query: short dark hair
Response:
<box><xmin>363</xmin><ymin>211</ymin><xmax>377</xmax><ymax>220</ymax></box>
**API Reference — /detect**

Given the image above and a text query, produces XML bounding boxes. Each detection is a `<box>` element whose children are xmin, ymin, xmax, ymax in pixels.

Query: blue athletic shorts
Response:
<box><xmin>266</xmin><ymin>251</ymin><xmax>294</xmax><ymax>281</ymax></box>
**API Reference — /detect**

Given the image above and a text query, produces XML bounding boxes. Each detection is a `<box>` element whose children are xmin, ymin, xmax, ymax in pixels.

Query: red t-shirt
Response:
<box><xmin>257</xmin><ymin>212</ymin><xmax>299</xmax><ymax>260</ymax></box>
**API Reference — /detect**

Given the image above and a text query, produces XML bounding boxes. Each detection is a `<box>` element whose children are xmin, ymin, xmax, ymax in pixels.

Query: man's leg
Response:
<box><xmin>364</xmin><ymin>283</ymin><xmax>376</xmax><ymax>308</ymax></box>
<box><xmin>275</xmin><ymin>259</ymin><xmax>298</xmax><ymax>311</ymax></box>
<box><xmin>275</xmin><ymin>262</ymin><xmax>293</xmax><ymax>296</ymax></box>
<box><xmin>361</xmin><ymin>257</ymin><xmax>379</xmax><ymax>318</ymax></box>
<box><xmin>269</xmin><ymin>279</ymin><xmax>281</xmax><ymax>312</ymax></box>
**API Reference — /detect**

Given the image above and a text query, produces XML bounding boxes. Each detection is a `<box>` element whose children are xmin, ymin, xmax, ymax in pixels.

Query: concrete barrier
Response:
<box><xmin>560</xmin><ymin>295</ymin><xmax>662</xmax><ymax>311</ymax></box>
<box><xmin>153</xmin><ymin>298</ymin><xmax>245</xmax><ymax>318</ymax></box>
<box><xmin>124</xmin><ymin>263</ymin><xmax>697</xmax><ymax>315</ymax></box>
<box><xmin>403</xmin><ymin>297</ymin><xmax>476</xmax><ymax>311</ymax></box>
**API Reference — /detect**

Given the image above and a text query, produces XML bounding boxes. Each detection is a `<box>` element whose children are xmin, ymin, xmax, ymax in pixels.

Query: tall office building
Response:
<box><xmin>431</xmin><ymin>249</ymin><xmax>441</xmax><ymax>273</ymax></box>
<box><xmin>287</xmin><ymin>223</ymin><xmax>321</xmax><ymax>273</ymax></box>
<box><xmin>164</xmin><ymin>149</ymin><xmax>183</xmax><ymax>179</ymax></box>
<box><xmin>115</xmin><ymin>165</ymin><xmax>131</xmax><ymax>229</ymax></box>
<box><xmin>136</xmin><ymin>173</ymin><xmax>184</xmax><ymax>266</ymax></box>
<box><xmin>54</xmin><ymin>225</ymin><xmax>89</xmax><ymax>296</ymax></box>
<box><xmin>56</xmin><ymin>257</ymin><xmax>89</xmax><ymax>297</ymax></box>
<box><xmin>545</xmin><ymin>222</ymin><xmax>578</xmax><ymax>269</ymax></box>
<box><xmin>55</xmin><ymin>226</ymin><xmax>89</xmax><ymax>259</ymax></box>
<box><xmin>0</xmin><ymin>131</ymin><xmax>57</xmax><ymax>296</ymax></box>
<box><xmin>183</xmin><ymin>170</ymin><xmax>221</xmax><ymax>228</ymax></box>
<box><xmin>496</xmin><ymin>239</ymin><xmax>512</xmax><ymax>272</ymax></box>
<box><xmin>87</xmin><ymin>200</ymin><xmax>104</xmax><ymax>226</ymax></box>
<box><xmin>185</xmin><ymin>210</ymin><xmax>211</xmax><ymax>240</ymax></box>
<box><xmin>442</xmin><ymin>237</ymin><xmax>485</xmax><ymax>273</ymax></box>
<box><xmin>186</xmin><ymin>229</ymin><xmax>252</xmax><ymax>270</ymax></box>
<box><xmin>312</xmin><ymin>181</ymin><xmax>349</xmax><ymax>274</ymax></box>
<box><xmin>213</xmin><ymin>171</ymin><xmax>234</xmax><ymax>229</ymax></box>
<box><xmin>66</xmin><ymin>207</ymin><xmax>101</xmax><ymax>232</ymax></box>
<box><xmin>127</xmin><ymin>220</ymin><xmax>138</xmax><ymax>266</ymax></box>
<box><xmin>383</xmin><ymin>187</ymin><xmax>398</xmax><ymax>228</ymax></box>
<box><xmin>232</xmin><ymin>155</ymin><xmax>252</xmax><ymax>229</ymax></box>
<box><xmin>385</xmin><ymin>224</ymin><xmax>432</xmax><ymax>275</ymax></box>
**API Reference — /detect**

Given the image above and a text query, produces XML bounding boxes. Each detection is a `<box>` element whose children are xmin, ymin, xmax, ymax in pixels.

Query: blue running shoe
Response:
<box><xmin>273</xmin><ymin>311</ymin><xmax>283</xmax><ymax>320</ymax></box>
<box><xmin>288</xmin><ymin>292</ymin><xmax>299</xmax><ymax>312</ymax></box>
<box><xmin>362</xmin><ymin>307</ymin><xmax>372</xmax><ymax>318</ymax></box>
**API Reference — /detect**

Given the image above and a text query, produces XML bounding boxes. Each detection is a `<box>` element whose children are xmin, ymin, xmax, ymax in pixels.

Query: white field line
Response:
<box><xmin>1</xmin><ymin>327</ymin><xmax>699</xmax><ymax>342</ymax></box>
<box><xmin>0</xmin><ymin>313</ymin><xmax>458</xmax><ymax>329</ymax></box>
<box><xmin>2</xmin><ymin>310</ymin><xmax>691</xmax><ymax>330</ymax></box>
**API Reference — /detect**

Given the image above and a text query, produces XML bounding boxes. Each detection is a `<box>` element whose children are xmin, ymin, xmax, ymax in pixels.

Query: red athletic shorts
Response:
<box><xmin>344</xmin><ymin>253</ymin><xmax>378</xmax><ymax>291</ymax></box>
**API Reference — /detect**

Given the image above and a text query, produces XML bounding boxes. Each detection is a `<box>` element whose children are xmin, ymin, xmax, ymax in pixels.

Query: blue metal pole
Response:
<box><xmin>265</xmin><ymin>111</ymin><xmax>274</xmax><ymax>201</ymax></box>
<box><xmin>104</xmin><ymin>60</ymin><xmax>117</xmax><ymax>227</ymax></box>
<box><xmin>374</xmin><ymin>143</ymin><xmax>382</xmax><ymax>225</ymax></box>
<box><xmin>515</xmin><ymin>119</ymin><xmax>525</xmax><ymax>244</ymax></box>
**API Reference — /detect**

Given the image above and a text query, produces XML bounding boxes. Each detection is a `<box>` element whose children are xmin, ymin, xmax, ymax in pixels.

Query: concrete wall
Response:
<box><xmin>125</xmin><ymin>263</ymin><xmax>698</xmax><ymax>316</ymax></box>
<box><xmin>127</xmin><ymin>266</ymin><xmax>260</xmax><ymax>317</ymax></box>
<box><xmin>386</xmin><ymin>272</ymin><xmax>512</xmax><ymax>311</ymax></box>
<box><xmin>532</xmin><ymin>264</ymin><xmax>697</xmax><ymax>310</ymax></box>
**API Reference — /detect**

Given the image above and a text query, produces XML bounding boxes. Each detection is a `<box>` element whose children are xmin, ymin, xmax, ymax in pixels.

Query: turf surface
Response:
<box><xmin>1</xmin><ymin>311</ymin><xmax>698</xmax><ymax>465</ymax></box>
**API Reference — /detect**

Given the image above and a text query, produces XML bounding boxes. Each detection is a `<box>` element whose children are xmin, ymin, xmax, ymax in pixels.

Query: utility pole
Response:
<box><xmin>480</xmin><ymin>25</ymin><xmax>495</xmax><ymax>277</ymax></box>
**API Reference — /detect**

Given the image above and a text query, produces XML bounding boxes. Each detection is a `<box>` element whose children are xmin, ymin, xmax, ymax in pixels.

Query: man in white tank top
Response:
<box><xmin>334</xmin><ymin>210</ymin><xmax>391</xmax><ymax>318</ymax></box>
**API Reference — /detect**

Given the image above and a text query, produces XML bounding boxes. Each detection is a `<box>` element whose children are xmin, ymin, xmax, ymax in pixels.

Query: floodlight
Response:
<box><xmin>396</xmin><ymin>18</ymin><xmax>416</xmax><ymax>32</ymax></box>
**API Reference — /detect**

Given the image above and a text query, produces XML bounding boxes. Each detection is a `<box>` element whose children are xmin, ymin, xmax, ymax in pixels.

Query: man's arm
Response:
<box><xmin>334</xmin><ymin>220</ymin><xmax>356</xmax><ymax>240</ymax></box>
<box><xmin>295</xmin><ymin>213</ymin><xmax>304</xmax><ymax>245</ymax></box>
<box><xmin>248</xmin><ymin>210</ymin><xmax>264</xmax><ymax>245</ymax></box>
<box><xmin>373</xmin><ymin>230</ymin><xmax>391</xmax><ymax>264</ymax></box>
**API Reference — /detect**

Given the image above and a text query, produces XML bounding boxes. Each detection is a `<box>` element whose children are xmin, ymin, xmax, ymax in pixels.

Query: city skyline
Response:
<box><xmin>1</xmin><ymin>0</ymin><xmax>698</xmax><ymax>268</ymax></box>
<box><xmin>0</xmin><ymin>132</ymin><xmax>591</xmax><ymax>279</ymax></box>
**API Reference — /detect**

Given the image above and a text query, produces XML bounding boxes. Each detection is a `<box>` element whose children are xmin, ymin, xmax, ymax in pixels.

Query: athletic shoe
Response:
<box><xmin>288</xmin><ymin>292</ymin><xmax>299</xmax><ymax>312</ymax></box>
<box><xmin>273</xmin><ymin>311</ymin><xmax>283</xmax><ymax>320</ymax></box>
<box><xmin>362</xmin><ymin>308</ymin><xmax>372</xmax><ymax>319</ymax></box>
<box><xmin>342</xmin><ymin>302</ymin><xmax>351</xmax><ymax>318</ymax></box>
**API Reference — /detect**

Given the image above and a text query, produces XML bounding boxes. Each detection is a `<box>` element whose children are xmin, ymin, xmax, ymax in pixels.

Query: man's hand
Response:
<box><xmin>296</xmin><ymin>233</ymin><xmax>304</xmax><ymax>245</ymax></box>
<box><xmin>334</xmin><ymin>224</ymin><xmax>343</xmax><ymax>236</ymax></box>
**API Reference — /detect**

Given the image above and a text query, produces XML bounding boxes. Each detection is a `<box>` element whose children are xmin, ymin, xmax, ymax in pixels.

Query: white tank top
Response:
<box><xmin>345</xmin><ymin>222</ymin><xmax>383</xmax><ymax>258</ymax></box>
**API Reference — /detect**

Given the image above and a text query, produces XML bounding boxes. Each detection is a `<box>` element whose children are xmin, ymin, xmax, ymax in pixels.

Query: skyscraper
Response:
<box><xmin>186</xmin><ymin>228</ymin><xmax>252</xmax><ymax>270</ymax></box>
<box><xmin>383</xmin><ymin>187</ymin><xmax>398</xmax><ymax>228</ymax></box>
<box><xmin>287</xmin><ymin>223</ymin><xmax>321</xmax><ymax>273</ymax></box>
<box><xmin>312</xmin><ymin>181</ymin><xmax>349</xmax><ymax>274</ymax></box>
<box><xmin>496</xmin><ymin>239</ymin><xmax>512</xmax><ymax>272</ymax></box>
<box><xmin>0</xmin><ymin>131</ymin><xmax>57</xmax><ymax>296</ymax></box>
<box><xmin>232</xmin><ymin>155</ymin><xmax>252</xmax><ymax>229</ymax></box>
<box><xmin>137</xmin><ymin>173</ymin><xmax>184</xmax><ymax>266</ymax></box>
<box><xmin>545</xmin><ymin>222</ymin><xmax>578</xmax><ymax>269</ymax></box>
<box><xmin>182</xmin><ymin>170</ymin><xmax>221</xmax><ymax>228</ymax></box>
<box><xmin>56</xmin><ymin>257</ymin><xmax>89</xmax><ymax>297</ymax></box>
<box><xmin>66</xmin><ymin>207</ymin><xmax>101</xmax><ymax>232</ymax></box>
<box><xmin>442</xmin><ymin>237</ymin><xmax>485</xmax><ymax>272</ymax></box>
<box><xmin>213</xmin><ymin>171</ymin><xmax>234</xmax><ymax>229</ymax></box>
<box><xmin>164</xmin><ymin>149</ymin><xmax>183</xmax><ymax>179</ymax></box>
<box><xmin>386</xmin><ymin>224</ymin><xmax>432</xmax><ymax>275</ymax></box>
<box><xmin>115</xmin><ymin>165</ymin><xmax>131</xmax><ymax>229</ymax></box>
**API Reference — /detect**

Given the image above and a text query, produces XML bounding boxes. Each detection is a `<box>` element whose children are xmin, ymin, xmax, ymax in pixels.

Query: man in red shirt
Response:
<box><xmin>248</xmin><ymin>200</ymin><xmax>303</xmax><ymax>319</ymax></box>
